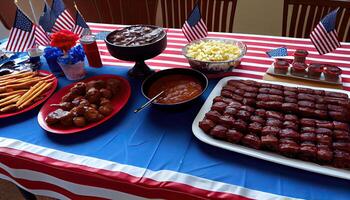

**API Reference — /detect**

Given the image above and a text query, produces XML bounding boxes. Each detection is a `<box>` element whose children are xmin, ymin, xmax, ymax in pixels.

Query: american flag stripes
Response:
<box><xmin>51</xmin><ymin>0</ymin><xmax>75</xmax><ymax>32</ymax></box>
<box><xmin>72</xmin><ymin>11</ymin><xmax>90</xmax><ymax>37</ymax></box>
<box><xmin>34</xmin><ymin>25</ymin><xmax>51</xmax><ymax>46</ymax></box>
<box><xmin>6</xmin><ymin>9</ymin><xmax>35</xmax><ymax>52</ymax></box>
<box><xmin>310</xmin><ymin>8</ymin><xmax>341</xmax><ymax>55</ymax></box>
<box><xmin>182</xmin><ymin>2</ymin><xmax>208</xmax><ymax>42</ymax></box>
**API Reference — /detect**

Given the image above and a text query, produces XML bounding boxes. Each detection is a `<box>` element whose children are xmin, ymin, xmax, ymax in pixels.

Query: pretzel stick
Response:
<box><xmin>18</xmin><ymin>82</ymin><xmax>52</xmax><ymax>109</ymax></box>
<box><xmin>16</xmin><ymin>81</ymin><xmax>44</xmax><ymax>106</ymax></box>
<box><xmin>0</xmin><ymin>95</ymin><xmax>20</xmax><ymax>107</ymax></box>
<box><xmin>0</xmin><ymin>104</ymin><xmax>17</xmax><ymax>112</ymax></box>
<box><xmin>0</xmin><ymin>87</ymin><xmax>6</xmax><ymax>93</ymax></box>
<box><xmin>0</xmin><ymin>94</ymin><xmax>19</xmax><ymax>104</ymax></box>
<box><xmin>0</xmin><ymin>71</ymin><xmax>34</xmax><ymax>81</ymax></box>
<box><xmin>39</xmin><ymin>74</ymin><xmax>53</xmax><ymax>80</ymax></box>
<box><xmin>0</xmin><ymin>90</ymin><xmax>27</xmax><ymax>98</ymax></box>
<box><xmin>0</xmin><ymin>76</ymin><xmax>39</xmax><ymax>87</ymax></box>
<box><xmin>5</xmin><ymin>79</ymin><xmax>40</xmax><ymax>90</ymax></box>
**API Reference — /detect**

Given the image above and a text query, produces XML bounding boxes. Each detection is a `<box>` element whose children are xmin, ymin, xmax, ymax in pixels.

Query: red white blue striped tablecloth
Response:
<box><xmin>89</xmin><ymin>22</ymin><xmax>350</xmax><ymax>91</ymax></box>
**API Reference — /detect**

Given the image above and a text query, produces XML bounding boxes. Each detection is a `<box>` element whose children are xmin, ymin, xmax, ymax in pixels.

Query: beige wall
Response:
<box><xmin>233</xmin><ymin>0</ymin><xmax>283</xmax><ymax>35</ymax></box>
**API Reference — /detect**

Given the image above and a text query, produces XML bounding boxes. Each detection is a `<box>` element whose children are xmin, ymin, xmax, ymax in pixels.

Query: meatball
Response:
<box><xmin>84</xmin><ymin>106</ymin><xmax>101</xmax><ymax>122</ymax></box>
<box><xmin>86</xmin><ymin>88</ymin><xmax>101</xmax><ymax>104</ymax></box>
<box><xmin>106</xmin><ymin>79</ymin><xmax>121</xmax><ymax>95</ymax></box>
<box><xmin>100</xmin><ymin>88</ymin><xmax>113</xmax><ymax>99</ymax></box>
<box><xmin>70</xmin><ymin>105</ymin><xmax>85</xmax><ymax>116</ymax></box>
<box><xmin>73</xmin><ymin>116</ymin><xmax>87</xmax><ymax>127</ymax></box>
<box><xmin>61</xmin><ymin>92</ymin><xmax>79</xmax><ymax>102</ymax></box>
<box><xmin>70</xmin><ymin>82</ymin><xmax>86</xmax><ymax>95</ymax></box>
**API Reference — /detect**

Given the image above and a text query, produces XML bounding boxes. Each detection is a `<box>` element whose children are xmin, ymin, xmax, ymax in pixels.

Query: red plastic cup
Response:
<box><xmin>80</xmin><ymin>35</ymin><xmax>103</xmax><ymax>68</ymax></box>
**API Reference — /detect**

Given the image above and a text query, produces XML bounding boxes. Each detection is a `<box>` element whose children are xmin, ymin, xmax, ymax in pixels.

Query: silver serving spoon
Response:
<box><xmin>134</xmin><ymin>91</ymin><xmax>164</xmax><ymax>113</ymax></box>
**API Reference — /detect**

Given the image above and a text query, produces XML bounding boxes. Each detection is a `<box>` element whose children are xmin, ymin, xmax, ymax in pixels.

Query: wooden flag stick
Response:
<box><xmin>28</xmin><ymin>0</ymin><xmax>38</xmax><ymax>24</ymax></box>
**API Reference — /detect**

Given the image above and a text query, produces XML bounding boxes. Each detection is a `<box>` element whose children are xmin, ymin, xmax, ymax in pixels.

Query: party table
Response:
<box><xmin>0</xmin><ymin>23</ymin><xmax>350</xmax><ymax>200</ymax></box>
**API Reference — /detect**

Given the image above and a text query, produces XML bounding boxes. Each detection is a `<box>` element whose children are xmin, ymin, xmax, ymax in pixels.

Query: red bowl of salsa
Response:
<box><xmin>141</xmin><ymin>68</ymin><xmax>208</xmax><ymax>106</ymax></box>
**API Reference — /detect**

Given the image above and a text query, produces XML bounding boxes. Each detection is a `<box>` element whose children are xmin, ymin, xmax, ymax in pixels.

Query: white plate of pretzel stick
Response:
<box><xmin>0</xmin><ymin>70</ymin><xmax>57</xmax><ymax>118</ymax></box>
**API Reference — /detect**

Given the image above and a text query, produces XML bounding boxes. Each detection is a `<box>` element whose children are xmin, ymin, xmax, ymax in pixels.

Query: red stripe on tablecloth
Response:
<box><xmin>0</xmin><ymin>167</ymin><xmax>104</xmax><ymax>200</ymax></box>
<box><xmin>89</xmin><ymin>23</ymin><xmax>350</xmax><ymax>91</ymax></box>
<box><xmin>0</xmin><ymin>147</ymin><xmax>251</xmax><ymax>200</ymax></box>
<box><xmin>88</xmin><ymin>22</ymin><xmax>350</xmax><ymax>47</ymax></box>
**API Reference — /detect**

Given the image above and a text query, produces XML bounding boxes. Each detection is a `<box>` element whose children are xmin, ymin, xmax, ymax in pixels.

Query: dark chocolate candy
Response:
<box><xmin>211</xmin><ymin>102</ymin><xmax>228</xmax><ymax>113</ymax></box>
<box><xmin>210</xmin><ymin>125</ymin><xmax>227</xmax><ymax>139</ymax></box>
<box><xmin>266</xmin><ymin>118</ymin><xmax>283</xmax><ymax>127</ymax></box>
<box><xmin>266</xmin><ymin>111</ymin><xmax>284</xmax><ymax>120</ymax></box>
<box><xmin>261</xmin><ymin>134</ymin><xmax>279</xmax><ymax>151</ymax></box>
<box><xmin>333</xmin><ymin>121</ymin><xmax>350</xmax><ymax>131</ymax></box>
<box><xmin>248</xmin><ymin>122</ymin><xmax>263</xmax><ymax>135</ymax></box>
<box><xmin>199</xmin><ymin>118</ymin><xmax>216</xmax><ymax>133</ymax></box>
<box><xmin>226</xmin><ymin>129</ymin><xmax>243</xmax><ymax>143</ymax></box>
<box><xmin>242</xmin><ymin>134</ymin><xmax>261</xmax><ymax>149</ymax></box>
<box><xmin>261</xmin><ymin>126</ymin><xmax>281</xmax><ymax>136</ymax></box>
<box><xmin>205</xmin><ymin>110</ymin><xmax>221</xmax><ymax>123</ymax></box>
<box><xmin>300</xmin><ymin>132</ymin><xmax>317</xmax><ymax>142</ymax></box>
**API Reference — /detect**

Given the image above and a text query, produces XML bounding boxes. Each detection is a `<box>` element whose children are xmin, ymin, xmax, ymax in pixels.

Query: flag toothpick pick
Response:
<box><xmin>182</xmin><ymin>2</ymin><xmax>208</xmax><ymax>42</ymax></box>
<box><xmin>310</xmin><ymin>8</ymin><xmax>341</xmax><ymax>55</ymax></box>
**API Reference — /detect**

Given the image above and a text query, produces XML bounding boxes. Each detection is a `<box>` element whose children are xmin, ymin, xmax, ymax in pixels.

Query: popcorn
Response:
<box><xmin>186</xmin><ymin>40</ymin><xmax>241</xmax><ymax>62</ymax></box>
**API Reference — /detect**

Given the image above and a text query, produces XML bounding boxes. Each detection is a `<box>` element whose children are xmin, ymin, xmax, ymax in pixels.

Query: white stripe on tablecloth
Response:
<box><xmin>0</xmin><ymin>174</ymin><xmax>69</xmax><ymax>200</ymax></box>
<box><xmin>0</xmin><ymin>137</ymin><xmax>297</xmax><ymax>200</ymax></box>
<box><xmin>0</xmin><ymin>162</ymin><xmax>149</xmax><ymax>200</ymax></box>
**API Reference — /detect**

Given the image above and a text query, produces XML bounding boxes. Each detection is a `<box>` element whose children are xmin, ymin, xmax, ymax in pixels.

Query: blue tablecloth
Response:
<box><xmin>1</xmin><ymin>62</ymin><xmax>350</xmax><ymax>200</ymax></box>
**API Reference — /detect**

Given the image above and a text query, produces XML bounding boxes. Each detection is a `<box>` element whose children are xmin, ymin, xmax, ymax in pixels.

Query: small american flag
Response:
<box><xmin>310</xmin><ymin>8</ymin><xmax>341</xmax><ymax>55</ymax></box>
<box><xmin>39</xmin><ymin>4</ymin><xmax>55</xmax><ymax>33</ymax></box>
<box><xmin>6</xmin><ymin>9</ymin><xmax>35</xmax><ymax>52</ymax></box>
<box><xmin>72</xmin><ymin>10</ymin><xmax>90</xmax><ymax>37</ymax></box>
<box><xmin>182</xmin><ymin>2</ymin><xmax>208</xmax><ymax>42</ymax></box>
<box><xmin>266</xmin><ymin>47</ymin><xmax>288</xmax><ymax>58</ymax></box>
<box><xmin>51</xmin><ymin>0</ymin><xmax>75</xmax><ymax>32</ymax></box>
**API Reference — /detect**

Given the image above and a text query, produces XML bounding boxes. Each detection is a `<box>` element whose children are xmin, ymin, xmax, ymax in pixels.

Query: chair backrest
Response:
<box><xmin>283</xmin><ymin>0</ymin><xmax>350</xmax><ymax>42</ymax></box>
<box><xmin>65</xmin><ymin>0</ymin><xmax>158</xmax><ymax>25</ymax></box>
<box><xmin>159</xmin><ymin>0</ymin><xmax>237</xmax><ymax>32</ymax></box>
<box><xmin>0</xmin><ymin>0</ymin><xmax>17</xmax><ymax>30</ymax></box>
<box><xmin>0</xmin><ymin>0</ymin><xmax>158</xmax><ymax>30</ymax></box>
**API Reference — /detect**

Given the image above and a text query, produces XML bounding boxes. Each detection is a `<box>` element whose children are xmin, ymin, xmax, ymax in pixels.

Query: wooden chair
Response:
<box><xmin>0</xmin><ymin>0</ymin><xmax>158</xmax><ymax>30</ymax></box>
<box><xmin>159</xmin><ymin>0</ymin><xmax>238</xmax><ymax>32</ymax></box>
<box><xmin>283</xmin><ymin>0</ymin><xmax>350</xmax><ymax>42</ymax></box>
<box><xmin>64</xmin><ymin>0</ymin><xmax>158</xmax><ymax>25</ymax></box>
<box><xmin>0</xmin><ymin>0</ymin><xmax>17</xmax><ymax>30</ymax></box>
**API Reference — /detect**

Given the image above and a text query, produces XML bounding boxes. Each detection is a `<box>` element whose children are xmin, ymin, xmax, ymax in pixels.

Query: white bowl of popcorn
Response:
<box><xmin>182</xmin><ymin>38</ymin><xmax>247</xmax><ymax>74</ymax></box>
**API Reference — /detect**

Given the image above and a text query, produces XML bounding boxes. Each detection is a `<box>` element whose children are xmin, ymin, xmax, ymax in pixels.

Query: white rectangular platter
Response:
<box><xmin>192</xmin><ymin>76</ymin><xmax>350</xmax><ymax>180</ymax></box>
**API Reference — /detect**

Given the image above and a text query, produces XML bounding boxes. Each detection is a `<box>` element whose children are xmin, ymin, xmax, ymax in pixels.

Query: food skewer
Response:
<box><xmin>134</xmin><ymin>91</ymin><xmax>164</xmax><ymax>113</ymax></box>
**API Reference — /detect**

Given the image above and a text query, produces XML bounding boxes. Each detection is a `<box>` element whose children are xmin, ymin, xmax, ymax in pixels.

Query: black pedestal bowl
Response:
<box><xmin>105</xmin><ymin>25</ymin><xmax>167</xmax><ymax>78</ymax></box>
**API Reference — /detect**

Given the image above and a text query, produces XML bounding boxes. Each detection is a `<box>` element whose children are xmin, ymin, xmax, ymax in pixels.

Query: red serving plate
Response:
<box><xmin>37</xmin><ymin>74</ymin><xmax>131</xmax><ymax>134</ymax></box>
<box><xmin>0</xmin><ymin>70</ymin><xmax>58</xmax><ymax>118</ymax></box>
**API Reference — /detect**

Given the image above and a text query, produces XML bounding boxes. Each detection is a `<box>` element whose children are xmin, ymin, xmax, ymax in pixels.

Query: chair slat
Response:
<box><xmin>214</xmin><ymin>0</ymin><xmax>222</xmax><ymax>31</ymax></box>
<box><xmin>207</xmin><ymin>0</ymin><xmax>215</xmax><ymax>30</ymax></box>
<box><xmin>174</xmin><ymin>0</ymin><xmax>180</xmax><ymax>27</ymax></box>
<box><xmin>304</xmin><ymin>4</ymin><xmax>316</xmax><ymax>37</ymax></box>
<box><xmin>338</xmin><ymin>8</ymin><xmax>350</xmax><ymax>42</ymax></box>
<box><xmin>296</xmin><ymin>4</ymin><xmax>307</xmax><ymax>38</ymax></box>
<box><xmin>283</xmin><ymin>0</ymin><xmax>350</xmax><ymax>41</ymax></box>
<box><xmin>221</xmin><ymin>0</ymin><xmax>229</xmax><ymax>32</ymax></box>
<box><xmin>160</xmin><ymin>0</ymin><xmax>168</xmax><ymax>27</ymax></box>
<box><xmin>289</xmin><ymin>4</ymin><xmax>300</xmax><ymax>37</ymax></box>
